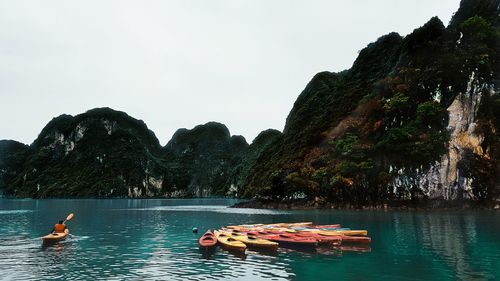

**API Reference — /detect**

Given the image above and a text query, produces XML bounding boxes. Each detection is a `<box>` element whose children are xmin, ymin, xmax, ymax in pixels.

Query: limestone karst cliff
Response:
<box><xmin>243</xmin><ymin>0</ymin><xmax>500</xmax><ymax>206</ymax></box>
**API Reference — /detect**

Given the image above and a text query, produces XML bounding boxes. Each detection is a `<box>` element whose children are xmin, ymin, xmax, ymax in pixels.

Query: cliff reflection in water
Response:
<box><xmin>399</xmin><ymin>212</ymin><xmax>494</xmax><ymax>281</ymax></box>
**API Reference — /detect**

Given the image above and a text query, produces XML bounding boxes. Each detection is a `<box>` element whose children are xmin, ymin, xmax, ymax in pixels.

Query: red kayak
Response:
<box><xmin>199</xmin><ymin>230</ymin><xmax>217</xmax><ymax>247</ymax></box>
<box><xmin>294</xmin><ymin>232</ymin><xmax>342</xmax><ymax>245</ymax></box>
<box><xmin>339</xmin><ymin>236</ymin><xmax>371</xmax><ymax>244</ymax></box>
<box><xmin>259</xmin><ymin>234</ymin><xmax>318</xmax><ymax>248</ymax></box>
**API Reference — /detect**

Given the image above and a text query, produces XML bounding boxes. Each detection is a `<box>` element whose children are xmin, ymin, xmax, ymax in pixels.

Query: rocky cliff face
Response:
<box><xmin>244</xmin><ymin>0</ymin><xmax>500</xmax><ymax>205</ymax></box>
<box><xmin>418</xmin><ymin>73</ymin><xmax>496</xmax><ymax>200</ymax></box>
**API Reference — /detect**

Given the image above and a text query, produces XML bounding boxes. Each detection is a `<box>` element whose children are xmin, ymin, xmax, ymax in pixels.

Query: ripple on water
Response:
<box><xmin>131</xmin><ymin>205</ymin><xmax>292</xmax><ymax>215</ymax></box>
<box><xmin>0</xmin><ymin>210</ymin><xmax>34</xmax><ymax>215</ymax></box>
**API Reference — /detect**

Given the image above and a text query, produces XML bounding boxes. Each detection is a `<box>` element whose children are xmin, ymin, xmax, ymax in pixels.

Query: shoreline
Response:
<box><xmin>2</xmin><ymin>196</ymin><xmax>499</xmax><ymax>211</ymax></box>
<box><xmin>230</xmin><ymin>199</ymin><xmax>500</xmax><ymax>211</ymax></box>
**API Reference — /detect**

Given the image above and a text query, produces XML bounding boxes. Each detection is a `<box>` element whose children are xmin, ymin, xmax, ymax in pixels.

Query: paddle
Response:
<box><xmin>63</xmin><ymin>213</ymin><xmax>74</xmax><ymax>224</ymax></box>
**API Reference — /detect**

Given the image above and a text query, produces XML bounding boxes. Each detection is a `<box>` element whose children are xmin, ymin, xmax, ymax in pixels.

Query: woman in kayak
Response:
<box><xmin>51</xmin><ymin>220</ymin><xmax>66</xmax><ymax>233</ymax></box>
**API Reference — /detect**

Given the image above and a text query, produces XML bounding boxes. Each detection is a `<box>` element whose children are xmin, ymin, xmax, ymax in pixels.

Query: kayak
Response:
<box><xmin>295</xmin><ymin>227</ymin><xmax>350</xmax><ymax>232</ymax></box>
<box><xmin>317</xmin><ymin>230</ymin><xmax>368</xmax><ymax>236</ymax></box>
<box><xmin>292</xmin><ymin>224</ymin><xmax>342</xmax><ymax>230</ymax></box>
<box><xmin>310</xmin><ymin>224</ymin><xmax>342</xmax><ymax>229</ymax></box>
<box><xmin>259</xmin><ymin>234</ymin><xmax>318</xmax><ymax>248</ymax></box>
<box><xmin>339</xmin><ymin>236</ymin><xmax>372</xmax><ymax>244</ymax></box>
<box><xmin>293</xmin><ymin>232</ymin><xmax>342</xmax><ymax>245</ymax></box>
<box><xmin>42</xmin><ymin>229</ymin><xmax>69</xmax><ymax>244</ymax></box>
<box><xmin>225</xmin><ymin>232</ymin><xmax>278</xmax><ymax>249</ymax></box>
<box><xmin>271</xmin><ymin>222</ymin><xmax>313</xmax><ymax>227</ymax></box>
<box><xmin>214</xmin><ymin>231</ymin><xmax>246</xmax><ymax>252</ymax></box>
<box><xmin>198</xmin><ymin>230</ymin><xmax>217</xmax><ymax>248</ymax></box>
<box><xmin>226</xmin><ymin>224</ymin><xmax>264</xmax><ymax>229</ymax></box>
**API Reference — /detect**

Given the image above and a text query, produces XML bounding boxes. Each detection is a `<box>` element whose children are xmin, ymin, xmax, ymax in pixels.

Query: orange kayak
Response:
<box><xmin>42</xmin><ymin>229</ymin><xmax>69</xmax><ymax>244</ymax></box>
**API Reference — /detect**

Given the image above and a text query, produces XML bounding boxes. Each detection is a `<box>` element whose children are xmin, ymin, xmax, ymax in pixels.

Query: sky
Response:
<box><xmin>0</xmin><ymin>0</ymin><xmax>461</xmax><ymax>145</ymax></box>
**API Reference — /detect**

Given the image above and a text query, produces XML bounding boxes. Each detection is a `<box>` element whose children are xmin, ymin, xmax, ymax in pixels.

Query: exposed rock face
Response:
<box><xmin>419</xmin><ymin>73</ymin><xmax>496</xmax><ymax>199</ymax></box>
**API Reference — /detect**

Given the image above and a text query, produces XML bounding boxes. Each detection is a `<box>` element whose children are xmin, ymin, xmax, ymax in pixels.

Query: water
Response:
<box><xmin>0</xmin><ymin>199</ymin><xmax>498</xmax><ymax>281</ymax></box>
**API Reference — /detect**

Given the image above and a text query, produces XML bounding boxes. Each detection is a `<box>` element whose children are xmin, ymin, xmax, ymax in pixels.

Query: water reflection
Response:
<box><xmin>416</xmin><ymin>213</ymin><xmax>490</xmax><ymax>280</ymax></box>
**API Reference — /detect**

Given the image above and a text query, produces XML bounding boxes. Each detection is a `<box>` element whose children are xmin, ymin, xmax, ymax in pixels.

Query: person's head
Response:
<box><xmin>58</xmin><ymin>220</ymin><xmax>64</xmax><ymax>224</ymax></box>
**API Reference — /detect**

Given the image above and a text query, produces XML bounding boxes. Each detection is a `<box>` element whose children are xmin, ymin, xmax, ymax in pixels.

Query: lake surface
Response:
<box><xmin>0</xmin><ymin>199</ymin><xmax>498</xmax><ymax>281</ymax></box>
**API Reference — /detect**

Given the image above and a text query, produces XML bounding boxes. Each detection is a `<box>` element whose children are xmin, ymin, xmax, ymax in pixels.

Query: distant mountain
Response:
<box><xmin>0</xmin><ymin>140</ymin><xmax>30</xmax><ymax>194</ymax></box>
<box><xmin>1</xmin><ymin>108</ymin><xmax>275</xmax><ymax>198</ymax></box>
<box><xmin>243</xmin><ymin>0</ymin><xmax>500</xmax><ymax>206</ymax></box>
<box><xmin>3</xmin><ymin>108</ymin><xmax>165</xmax><ymax>197</ymax></box>
<box><xmin>161</xmin><ymin>122</ymin><xmax>249</xmax><ymax>197</ymax></box>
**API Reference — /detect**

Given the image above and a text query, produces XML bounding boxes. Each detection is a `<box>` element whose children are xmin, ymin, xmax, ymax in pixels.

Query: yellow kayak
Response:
<box><xmin>267</xmin><ymin>222</ymin><xmax>313</xmax><ymax>228</ymax></box>
<box><xmin>214</xmin><ymin>231</ymin><xmax>247</xmax><ymax>252</ymax></box>
<box><xmin>223</xmin><ymin>232</ymin><xmax>278</xmax><ymax>249</ymax></box>
<box><xmin>227</xmin><ymin>223</ymin><xmax>264</xmax><ymax>229</ymax></box>
<box><xmin>317</xmin><ymin>230</ymin><xmax>368</xmax><ymax>236</ymax></box>
<box><xmin>42</xmin><ymin>229</ymin><xmax>69</xmax><ymax>244</ymax></box>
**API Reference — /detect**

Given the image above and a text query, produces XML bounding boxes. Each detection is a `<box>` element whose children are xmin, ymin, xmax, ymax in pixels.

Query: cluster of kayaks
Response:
<box><xmin>198</xmin><ymin>222</ymin><xmax>371</xmax><ymax>253</ymax></box>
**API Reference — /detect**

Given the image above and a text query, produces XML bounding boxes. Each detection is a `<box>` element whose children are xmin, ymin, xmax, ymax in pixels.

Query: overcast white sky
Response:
<box><xmin>0</xmin><ymin>0</ymin><xmax>460</xmax><ymax>145</ymax></box>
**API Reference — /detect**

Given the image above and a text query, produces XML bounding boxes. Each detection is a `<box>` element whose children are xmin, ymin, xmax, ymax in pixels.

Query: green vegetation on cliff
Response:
<box><xmin>0</xmin><ymin>140</ymin><xmax>30</xmax><ymax>192</ymax></box>
<box><xmin>161</xmin><ymin>122</ymin><xmax>249</xmax><ymax>197</ymax></box>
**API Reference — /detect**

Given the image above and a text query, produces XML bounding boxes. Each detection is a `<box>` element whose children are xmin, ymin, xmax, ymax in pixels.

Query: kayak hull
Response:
<box><xmin>259</xmin><ymin>234</ymin><xmax>318</xmax><ymax>248</ymax></box>
<box><xmin>42</xmin><ymin>229</ymin><xmax>69</xmax><ymax>244</ymax></box>
<box><xmin>199</xmin><ymin>231</ymin><xmax>217</xmax><ymax>248</ymax></box>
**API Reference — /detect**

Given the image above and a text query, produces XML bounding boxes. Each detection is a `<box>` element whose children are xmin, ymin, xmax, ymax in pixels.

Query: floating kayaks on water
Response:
<box><xmin>214</xmin><ymin>231</ymin><xmax>247</xmax><ymax>252</ymax></box>
<box><xmin>199</xmin><ymin>230</ymin><xmax>217</xmax><ymax>248</ymax></box>
<box><xmin>42</xmin><ymin>229</ymin><xmax>69</xmax><ymax>244</ymax></box>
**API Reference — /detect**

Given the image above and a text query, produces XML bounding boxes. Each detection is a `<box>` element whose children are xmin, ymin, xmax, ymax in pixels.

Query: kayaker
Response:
<box><xmin>52</xmin><ymin>220</ymin><xmax>66</xmax><ymax>233</ymax></box>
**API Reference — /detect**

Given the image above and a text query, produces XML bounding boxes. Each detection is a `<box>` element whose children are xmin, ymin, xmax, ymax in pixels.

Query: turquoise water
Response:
<box><xmin>0</xmin><ymin>199</ymin><xmax>498</xmax><ymax>280</ymax></box>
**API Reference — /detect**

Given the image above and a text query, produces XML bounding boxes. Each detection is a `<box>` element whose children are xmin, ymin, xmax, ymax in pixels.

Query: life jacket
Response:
<box><xmin>54</xmin><ymin>223</ymin><xmax>66</xmax><ymax>233</ymax></box>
